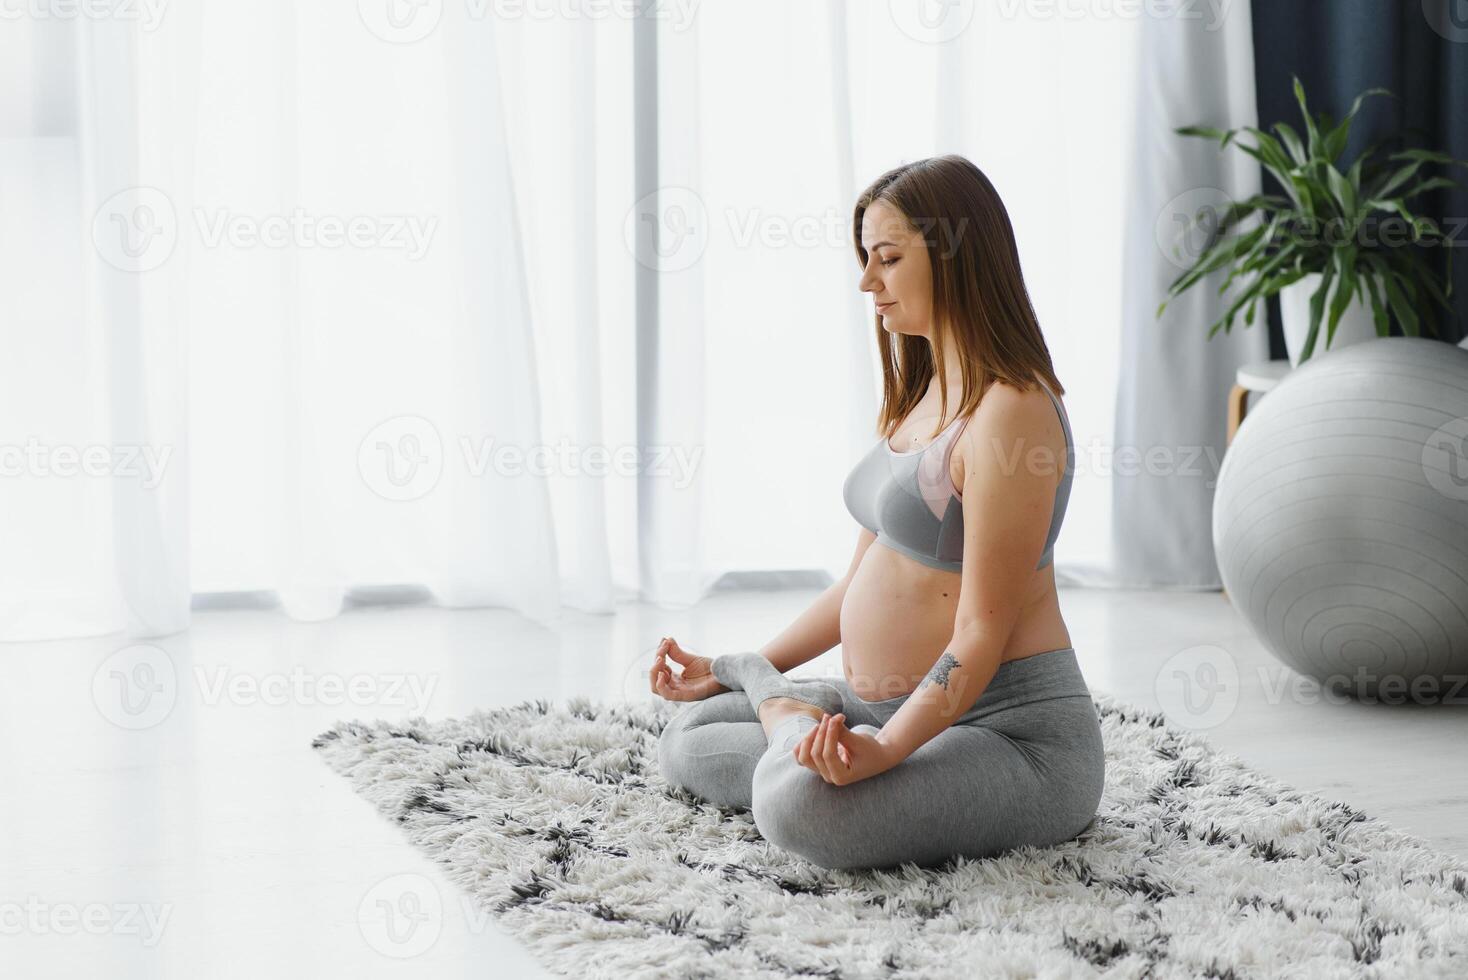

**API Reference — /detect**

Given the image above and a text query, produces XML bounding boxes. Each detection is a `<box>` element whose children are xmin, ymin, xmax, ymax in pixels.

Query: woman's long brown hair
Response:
<box><xmin>852</xmin><ymin>154</ymin><xmax>1063</xmax><ymax>441</ymax></box>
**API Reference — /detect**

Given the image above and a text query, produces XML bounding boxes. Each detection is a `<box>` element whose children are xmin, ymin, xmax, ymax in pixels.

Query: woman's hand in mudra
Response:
<box><xmin>793</xmin><ymin>713</ymin><xmax>904</xmax><ymax>786</ymax></box>
<box><xmin>649</xmin><ymin>636</ymin><xmax>729</xmax><ymax>702</ymax></box>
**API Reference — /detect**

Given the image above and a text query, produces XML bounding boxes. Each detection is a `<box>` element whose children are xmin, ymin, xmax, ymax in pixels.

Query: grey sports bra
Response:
<box><xmin>842</xmin><ymin>383</ymin><xmax>1074</xmax><ymax>573</ymax></box>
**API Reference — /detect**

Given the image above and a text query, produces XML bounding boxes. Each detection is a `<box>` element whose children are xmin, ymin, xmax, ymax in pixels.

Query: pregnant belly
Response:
<box><xmin>838</xmin><ymin>541</ymin><xmax>962</xmax><ymax>702</ymax></box>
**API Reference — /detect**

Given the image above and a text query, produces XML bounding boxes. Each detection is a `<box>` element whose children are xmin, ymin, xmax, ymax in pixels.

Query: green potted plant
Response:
<box><xmin>1156</xmin><ymin>76</ymin><xmax>1467</xmax><ymax>366</ymax></box>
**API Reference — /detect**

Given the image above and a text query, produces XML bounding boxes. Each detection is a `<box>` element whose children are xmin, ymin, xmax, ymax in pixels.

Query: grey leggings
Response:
<box><xmin>657</xmin><ymin>647</ymin><xmax>1105</xmax><ymax>871</ymax></box>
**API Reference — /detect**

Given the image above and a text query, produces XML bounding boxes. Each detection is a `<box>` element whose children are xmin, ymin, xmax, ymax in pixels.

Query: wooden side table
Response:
<box><xmin>1226</xmin><ymin>359</ymin><xmax>1292</xmax><ymax>446</ymax></box>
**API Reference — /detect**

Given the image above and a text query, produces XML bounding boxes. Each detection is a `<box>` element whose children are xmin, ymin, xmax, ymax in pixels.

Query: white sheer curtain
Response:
<box><xmin>661</xmin><ymin>1</ymin><xmax>1140</xmax><ymax>587</ymax></box>
<box><xmin>3</xmin><ymin>1</ymin><xmax>1142</xmax><ymax>643</ymax></box>
<box><xmin>4</xmin><ymin>3</ymin><xmax>585</xmax><ymax>640</ymax></box>
<box><xmin>1113</xmin><ymin>1</ymin><xmax>1268</xmax><ymax>588</ymax></box>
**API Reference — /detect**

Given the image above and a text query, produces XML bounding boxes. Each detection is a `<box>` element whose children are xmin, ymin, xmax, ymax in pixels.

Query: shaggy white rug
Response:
<box><xmin>313</xmin><ymin>693</ymin><xmax>1468</xmax><ymax>979</ymax></box>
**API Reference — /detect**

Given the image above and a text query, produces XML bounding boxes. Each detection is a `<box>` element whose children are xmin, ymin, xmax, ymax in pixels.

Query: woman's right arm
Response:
<box><xmin>757</xmin><ymin>527</ymin><xmax>876</xmax><ymax>673</ymax></box>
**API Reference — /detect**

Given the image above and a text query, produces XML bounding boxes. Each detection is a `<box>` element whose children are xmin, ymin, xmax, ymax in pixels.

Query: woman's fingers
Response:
<box><xmin>808</xmin><ymin>715</ymin><xmax>846</xmax><ymax>782</ymax></box>
<box><xmin>819</xmin><ymin>715</ymin><xmax>840</xmax><ymax>778</ymax></box>
<box><xmin>794</xmin><ymin>720</ymin><xmax>817</xmax><ymax>768</ymax></box>
<box><xmin>652</xmin><ymin>651</ymin><xmax>688</xmax><ymax>701</ymax></box>
<box><xmin>810</xmin><ymin>716</ymin><xmax>835</xmax><ymax>782</ymax></box>
<box><xmin>787</xmin><ymin>714</ymin><xmax>852</xmax><ymax>781</ymax></box>
<box><xmin>824</xmin><ymin>713</ymin><xmax>843</xmax><ymax>758</ymax></box>
<box><xmin>827</xmin><ymin>715</ymin><xmax>850</xmax><ymax>773</ymax></box>
<box><xmin>649</xmin><ymin>650</ymin><xmax>667</xmax><ymax>695</ymax></box>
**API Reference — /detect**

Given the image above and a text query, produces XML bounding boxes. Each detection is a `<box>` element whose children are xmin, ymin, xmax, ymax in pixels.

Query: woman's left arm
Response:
<box><xmin>875</xmin><ymin>385</ymin><xmax>1066</xmax><ymax>763</ymax></box>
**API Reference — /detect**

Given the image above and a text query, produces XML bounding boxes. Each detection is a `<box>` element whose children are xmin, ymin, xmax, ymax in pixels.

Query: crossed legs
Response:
<box><xmin>656</xmin><ymin>679</ymin><xmax>880</xmax><ymax>811</ymax></box>
<box><xmin>657</xmin><ymin>680</ymin><xmax>1106</xmax><ymax>871</ymax></box>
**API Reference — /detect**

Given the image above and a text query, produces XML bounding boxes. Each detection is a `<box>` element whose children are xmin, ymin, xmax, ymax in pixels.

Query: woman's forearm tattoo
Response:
<box><xmin>923</xmin><ymin>652</ymin><xmax>961</xmax><ymax>692</ymax></box>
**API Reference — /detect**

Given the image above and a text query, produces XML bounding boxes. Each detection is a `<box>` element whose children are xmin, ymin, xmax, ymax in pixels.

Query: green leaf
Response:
<box><xmin>1346</xmin><ymin>156</ymin><xmax>1365</xmax><ymax>192</ymax></box>
<box><xmin>1243</xmin><ymin>127</ymin><xmax>1301</xmax><ymax>177</ymax></box>
<box><xmin>1219</xmin><ymin>215</ymin><xmax>1287</xmax><ymax>291</ymax></box>
<box><xmin>1168</xmin><ymin>78</ymin><xmax>1468</xmax><ymax>345</ymax></box>
<box><xmin>1176</xmin><ymin>125</ymin><xmax>1232</xmax><ymax>143</ymax></box>
<box><xmin>1381</xmin><ymin>268</ymin><xmax>1420</xmax><ymax>337</ymax></box>
<box><xmin>1299</xmin><ymin>260</ymin><xmax>1335</xmax><ymax>363</ymax></box>
<box><xmin>1167</xmin><ymin>233</ymin><xmax>1258</xmax><ymax>296</ymax></box>
<box><xmin>1234</xmin><ymin>237</ymin><xmax>1301</xmax><ymax>290</ymax></box>
<box><xmin>1234</xmin><ymin>142</ymin><xmax>1303</xmax><ymax>209</ymax></box>
<box><xmin>1325</xmin><ymin>164</ymin><xmax>1358</xmax><ymax>220</ymax></box>
<box><xmin>1367</xmin><ymin>158</ymin><xmax>1428</xmax><ymax>200</ymax></box>
<box><xmin>1389</xmin><ymin>148</ymin><xmax>1468</xmax><ymax>171</ymax></box>
<box><xmin>1274</xmin><ymin>122</ymin><xmax>1308</xmax><ymax>167</ymax></box>
<box><xmin>1322</xmin><ymin>87</ymin><xmax>1392</xmax><ymax>162</ymax></box>
<box><xmin>1293</xmin><ymin>75</ymin><xmax>1327</xmax><ymax>163</ymax></box>
<box><xmin>1325</xmin><ymin>248</ymin><xmax>1358</xmax><ymax>349</ymax></box>
<box><xmin>1401</xmin><ymin>176</ymin><xmax>1461</xmax><ymax>199</ymax></box>
<box><xmin>1386</xmin><ymin>246</ymin><xmax>1453</xmax><ymax>313</ymax></box>
<box><xmin>1218</xmin><ymin>274</ymin><xmax>1268</xmax><ymax>327</ymax></box>
<box><xmin>1362</xmin><ymin>271</ymin><xmax>1390</xmax><ymax>337</ymax></box>
<box><xmin>1365</xmin><ymin>198</ymin><xmax>1431</xmax><ymax>240</ymax></box>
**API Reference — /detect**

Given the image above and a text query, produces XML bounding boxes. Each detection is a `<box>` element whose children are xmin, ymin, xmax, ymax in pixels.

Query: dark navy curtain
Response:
<box><xmin>1252</xmin><ymin>0</ymin><xmax>1468</xmax><ymax>348</ymax></box>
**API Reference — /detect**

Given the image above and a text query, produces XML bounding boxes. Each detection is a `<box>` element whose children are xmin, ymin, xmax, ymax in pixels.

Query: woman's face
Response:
<box><xmin>858</xmin><ymin>200</ymin><xmax>933</xmax><ymax>338</ymax></box>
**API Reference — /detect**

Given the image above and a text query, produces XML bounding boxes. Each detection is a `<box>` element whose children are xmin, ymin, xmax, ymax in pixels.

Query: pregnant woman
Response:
<box><xmin>653</xmin><ymin>154</ymin><xmax>1105</xmax><ymax>871</ymax></box>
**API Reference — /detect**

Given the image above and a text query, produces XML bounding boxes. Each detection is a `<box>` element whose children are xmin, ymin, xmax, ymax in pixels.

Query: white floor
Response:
<box><xmin>3</xmin><ymin>586</ymin><xmax>1465</xmax><ymax>978</ymax></box>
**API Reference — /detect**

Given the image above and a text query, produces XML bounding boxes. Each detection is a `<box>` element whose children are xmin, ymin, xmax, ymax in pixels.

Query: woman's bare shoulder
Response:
<box><xmin>950</xmin><ymin>382</ymin><xmax>1064</xmax><ymax>489</ymax></box>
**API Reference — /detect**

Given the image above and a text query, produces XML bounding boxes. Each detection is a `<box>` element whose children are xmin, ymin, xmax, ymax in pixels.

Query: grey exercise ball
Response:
<box><xmin>1213</xmin><ymin>336</ymin><xmax>1468</xmax><ymax>703</ymax></box>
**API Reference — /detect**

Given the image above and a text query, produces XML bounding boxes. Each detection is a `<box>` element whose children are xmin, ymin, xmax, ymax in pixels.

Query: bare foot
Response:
<box><xmin>756</xmin><ymin>696</ymin><xmax>827</xmax><ymax>740</ymax></box>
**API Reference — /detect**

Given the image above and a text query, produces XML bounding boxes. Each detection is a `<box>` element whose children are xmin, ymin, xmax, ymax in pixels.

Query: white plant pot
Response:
<box><xmin>1277</xmin><ymin>271</ymin><xmax>1379</xmax><ymax>366</ymax></box>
